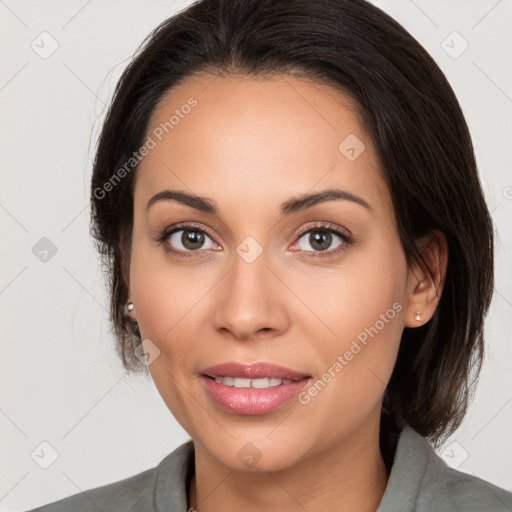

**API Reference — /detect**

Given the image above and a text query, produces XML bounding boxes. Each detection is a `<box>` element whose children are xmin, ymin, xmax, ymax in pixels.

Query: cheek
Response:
<box><xmin>292</xmin><ymin>237</ymin><xmax>406</xmax><ymax>418</ymax></box>
<box><xmin>129</xmin><ymin>230</ymin><xmax>200</xmax><ymax>338</ymax></box>
<box><xmin>129</xmin><ymin>240</ymin><xmax>203</xmax><ymax>428</ymax></box>
<box><xmin>131</xmin><ymin>270</ymin><xmax>202</xmax><ymax>350</ymax></box>
<box><xmin>128</xmin><ymin>240</ymin><xmax>221</xmax><ymax>408</ymax></box>
<box><xmin>292</xmin><ymin>235</ymin><xmax>407</xmax><ymax>346</ymax></box>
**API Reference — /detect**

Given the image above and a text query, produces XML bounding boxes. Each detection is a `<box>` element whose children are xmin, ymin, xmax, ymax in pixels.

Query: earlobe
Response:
<box><xmin>125</xmin><ymin>296</ymin><xmax>137</xmax><ymax>321</ymax></box>
<box><xmin>404</xmin><ymin>230</ymin><xmax>448</xmax><ymax>327</ymax></box>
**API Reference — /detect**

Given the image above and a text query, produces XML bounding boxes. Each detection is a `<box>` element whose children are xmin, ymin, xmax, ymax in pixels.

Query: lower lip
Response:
<box><xmin>200</xmin><ymin>375</ymin><xmax>311</xmax><ymax>415</ymax></box>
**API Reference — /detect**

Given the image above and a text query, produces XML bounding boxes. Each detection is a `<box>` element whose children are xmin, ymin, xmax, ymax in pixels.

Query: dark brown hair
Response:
<box><xmin>90</xmin><ymin>0</ymin><xmax>494</xmax><ymax>445</ymax></box>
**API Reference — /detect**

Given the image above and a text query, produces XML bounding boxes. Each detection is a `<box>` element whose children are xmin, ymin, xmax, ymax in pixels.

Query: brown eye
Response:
<box><xmin>180</xmin><ymin>229</ymin><xmax>205</xmax><ymax>250</ymax></box>
<box><xmin>291</xmin><ymin>223</ymin><xmax>353</xmax><ymax>257</ymax></box>
<box><xmin>297</xmin><ymin>228</ymin><xmax>344</xmax><ymax>253</ymax></box>
<box><xmin>307</xmin><ymin>230</ymin><xmax>333</xmax><ymax>251</ymax></box>
<box><xmin>156</xmin><ymin>221</ymin><xmax>223</xmax><ymax>258</ymax></box>
<box><xmin>166</xmin><ymin>227</ymin><xmax>217</xmax><ymax>253</ymax></box>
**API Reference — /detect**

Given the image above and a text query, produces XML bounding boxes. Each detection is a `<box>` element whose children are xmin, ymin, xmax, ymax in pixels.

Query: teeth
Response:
<box><xmin>213</xmin><ymin>376</ymin><xmax>294</xmax><ymax>388</ymax></box>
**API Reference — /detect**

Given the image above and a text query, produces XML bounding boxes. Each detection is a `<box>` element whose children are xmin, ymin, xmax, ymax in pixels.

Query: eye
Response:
<box><xmin>292</xmin><ymin>222</ymin><xmax>352</xmax><ymax>256</ymax></box>
<box><xmin>157</xmin><ymin>223</ymin><xmax>220</xmax><ymax>257</ymax></box>
<box><xmin>156</xmin><ymin>221</ymin><xmax>353</xmax><ymax>258</ymax></box>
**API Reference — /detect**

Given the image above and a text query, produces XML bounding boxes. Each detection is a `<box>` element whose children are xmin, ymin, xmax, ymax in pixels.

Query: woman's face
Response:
<box><xmin>128</xmin><ymin>73</ymin><xmax>417</xmax><ymax>471</ymax></box>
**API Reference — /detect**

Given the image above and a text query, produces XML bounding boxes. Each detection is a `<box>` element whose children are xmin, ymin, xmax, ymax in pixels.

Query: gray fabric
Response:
<box><xmin>25</xmin><ymin>425</ymin><xmax>512</xmax><ymax>511</ymax></box>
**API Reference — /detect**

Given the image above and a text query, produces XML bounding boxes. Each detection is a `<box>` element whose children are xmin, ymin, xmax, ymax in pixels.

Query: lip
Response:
<box><xmin>200</xmin><ymin>375</ymin><xmax>311</xmax><ymax>415</ymax></box>
<box><xmin>199</xmin><ymin>362</ymin><xmax>312</xmax><ymax>415</ymax></box>
<box><xmin>200</xmin><ymin>361</ymin><xmax>310</xmax><ymax>380</ymax></box>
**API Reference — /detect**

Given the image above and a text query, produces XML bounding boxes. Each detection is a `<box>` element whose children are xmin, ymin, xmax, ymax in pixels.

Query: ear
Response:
<box><xmin>404</xmin><ymin>230</ymin><xmax>448</xmax><ymax>327</ymax></box>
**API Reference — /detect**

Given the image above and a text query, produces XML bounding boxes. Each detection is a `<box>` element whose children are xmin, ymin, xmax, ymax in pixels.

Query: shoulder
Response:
<box><xmin>24</xmin><ymin>467</ymin><xmax>157</xmax><ymax>512</ymax></box>
<box><xmin>23</xmin><ymin>440</ymin><xmax>194</xmax><ymax>512</ymax></box>
<box><xmin>419</xmin><ymin>457</ymin><xmax>512</xmax><ymax>511</ymax></box>
<box><xmin>387</xmin><ymin>426</ymin><xmax>512</xmax><ymax>512</ymax></box>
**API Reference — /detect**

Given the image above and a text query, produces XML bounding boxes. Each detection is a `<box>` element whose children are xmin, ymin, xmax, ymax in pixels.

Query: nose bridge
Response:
<box><xmin>231</xmin><ymin>241</ymin><xmax>269</xmax><ymax>298</ymax></box>
<box><xmin>211</xmin><ymin>239</ymin><xmax>288</xmax><ymax>338</ymax></box>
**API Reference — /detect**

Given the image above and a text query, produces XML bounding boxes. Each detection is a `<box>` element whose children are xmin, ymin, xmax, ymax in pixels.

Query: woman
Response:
<box><xmin>27</xmin><ymin>0</ymin><xmax>512</xmax><ymax>510</ymax></box>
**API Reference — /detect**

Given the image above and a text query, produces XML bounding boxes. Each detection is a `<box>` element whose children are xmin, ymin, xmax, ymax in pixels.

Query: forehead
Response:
<box><xmin>134</xmin><ymin>73</ymin><xmax>391</xmax><ymax>219</ymax></box>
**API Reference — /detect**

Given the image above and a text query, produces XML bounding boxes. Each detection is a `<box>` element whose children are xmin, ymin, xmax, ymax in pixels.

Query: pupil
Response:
<box><xmin>183</xmin><ymin>230</ymin><xmax>204</xmax><ymax>250</ymax></box>
<box><xmin>311</xmin><ymin>231</ymin><xmax>331</xmax><ymax>251</ymax></box>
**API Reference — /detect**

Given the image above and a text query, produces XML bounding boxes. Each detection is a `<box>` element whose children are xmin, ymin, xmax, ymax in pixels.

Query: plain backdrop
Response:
<box><xmin>1</xmin><ymin>0</ymin><xmax>511</xmax><ymax>510</ymax></box>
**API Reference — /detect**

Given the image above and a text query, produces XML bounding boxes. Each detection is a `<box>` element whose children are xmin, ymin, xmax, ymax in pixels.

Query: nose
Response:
<box><xmin>210</xmin><ymin>249</ymin><xmax>290</xmax><ymax>341</ymax></box>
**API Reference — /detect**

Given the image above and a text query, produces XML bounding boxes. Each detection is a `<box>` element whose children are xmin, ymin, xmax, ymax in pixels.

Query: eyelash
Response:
<box><xmin>155</xmin><ymin>221</ymin><xmax>353</xmax><ymax>259</ymax></box>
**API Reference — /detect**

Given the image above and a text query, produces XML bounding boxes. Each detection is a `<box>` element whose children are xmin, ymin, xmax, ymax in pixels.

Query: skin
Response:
<box><xmin>126</xmin><ymin>73</ymin><xmax>448</xmax><ymax>512</ymax></box>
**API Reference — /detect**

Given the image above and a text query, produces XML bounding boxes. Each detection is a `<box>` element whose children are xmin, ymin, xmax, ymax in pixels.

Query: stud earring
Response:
<box><xmin>126</xmin><ymin>298</ymin><xmax>134</xmax><ymax>314</ymax></box>
<box><xmin>414</xmin><ymin>311</ymin><xmax>422</xmax><ymax>322</ymax></box>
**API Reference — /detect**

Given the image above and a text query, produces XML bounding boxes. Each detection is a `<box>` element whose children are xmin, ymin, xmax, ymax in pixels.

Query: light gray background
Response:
<box><xmin>1</xmin><ymin>1</ymin><xmax>511</xmax><ymax>510</ymax></box>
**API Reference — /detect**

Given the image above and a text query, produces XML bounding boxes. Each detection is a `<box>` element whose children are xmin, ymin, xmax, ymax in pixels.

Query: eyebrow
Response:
<box><xmin>145</xmin><ymin>188</ymin><xmax>373</xmax><ymax>216</ymax></box>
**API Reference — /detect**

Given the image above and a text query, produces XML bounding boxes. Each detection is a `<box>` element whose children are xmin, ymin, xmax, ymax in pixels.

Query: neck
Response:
<box><xmin>188</xmin><ymin>412</ymin><xmax>390</xmax><ymax>512</ymax></box>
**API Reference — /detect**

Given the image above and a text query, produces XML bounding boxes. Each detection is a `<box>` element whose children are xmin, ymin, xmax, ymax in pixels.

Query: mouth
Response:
<box><xmin>200</xmin><ymin>361</ymin><xmax>310</xmax><ymax>381</ymax></box>
<box><xmin>202</xmin><ymin>375</ymin><xmax>308</xmax><ymax>388</ymax></box>
<box><xmin>199</xmin><ymin>361</ymin><xmax>312</xmax><ymax>415</ymax></box>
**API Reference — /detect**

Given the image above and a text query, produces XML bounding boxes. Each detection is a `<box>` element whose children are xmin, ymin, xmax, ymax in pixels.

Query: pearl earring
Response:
<box><xmin>414</xmin><ymin>311</ymin><xmax>422</xmax><ymax>322</ymax></box>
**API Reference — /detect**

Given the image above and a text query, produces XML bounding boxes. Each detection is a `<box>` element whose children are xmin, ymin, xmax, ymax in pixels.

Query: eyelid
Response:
<box><xmin>293</xmin><ymin>221</ymin><xmax>352</xmax><ymax>240</ymax></box>
<box><xmin>166</xmin><ymin>221</ymin><xmax>217</xmax><ymax>240</ymax></box>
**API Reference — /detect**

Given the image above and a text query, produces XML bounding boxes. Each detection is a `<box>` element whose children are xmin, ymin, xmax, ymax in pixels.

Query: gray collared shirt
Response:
<box><xmin>25</xmin><ymin>425</ymin><xmax>512</xmax><ymax>511</ymax></box>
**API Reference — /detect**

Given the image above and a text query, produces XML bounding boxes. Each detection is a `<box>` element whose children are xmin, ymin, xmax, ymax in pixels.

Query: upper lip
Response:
<box><xmin>201</xmin><ymin>362</ymin><xmax>310</xmax><ymax>380</ymax></box>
